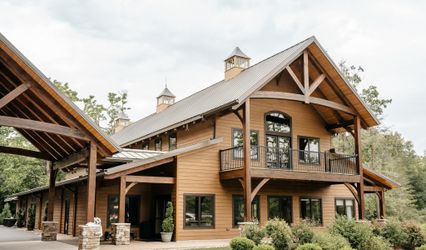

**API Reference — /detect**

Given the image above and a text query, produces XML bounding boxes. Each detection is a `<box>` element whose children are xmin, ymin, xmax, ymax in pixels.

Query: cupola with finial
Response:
<box><xmin>224</xmin><ymin>46</ymin><xmax>251</xmax><ymax>80</ymax></box>
<box><xmin>114</xmin><ymin>111</ymin><xmax>130</xmax><ymax>133</ymax></box>
<box><xmin>156</xmin><ymin>84</ymin><xmax>175</xmax><ymax>113</ymax></box>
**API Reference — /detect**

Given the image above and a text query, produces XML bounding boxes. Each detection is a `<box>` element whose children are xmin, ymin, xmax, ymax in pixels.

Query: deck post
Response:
<box><xmin>86</xmin><ymin>141</ymin><xmax>97</xmax><ymax>223</ymax></box>
<box><xmin>243</xmin><ymin>99</ymin><xmax>252</xmax><ymax>221</ymax></box>
<box><xmin>354</xmin><ymin>116</ymin><xmax>365</xmax><ymax>220</ymax></box>
<box><xmin>378</xmin><ymin>190</ymin><xmax>385</xmax><ymax>219</ymax></box>
<box><xmin>47</xmin><ymin>161</ymin><xmax>57</xmax><ymax>221</ymax></box>
<box><xmin>118</xmin><ymin>176</ymin><xmax>126</xmax><ymax>223</ymax></box>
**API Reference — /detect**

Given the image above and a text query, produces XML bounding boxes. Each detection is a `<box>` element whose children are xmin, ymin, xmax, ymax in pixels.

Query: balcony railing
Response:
<box><xmin>220</xmin><ymin>146</ymin><xmax>358</xmax><ymax>175</ymax></box>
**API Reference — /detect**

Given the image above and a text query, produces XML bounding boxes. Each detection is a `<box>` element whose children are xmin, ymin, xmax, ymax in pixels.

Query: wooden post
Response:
<box><xmin>379</xmin><ymin>190</ymin><xmax>385</xmax><ymax>219</ymax></box>
<box><xmin>59</xmin><ymin>188</ymin><xmax>64</xmax><ymax>232</ymax></box>
<box><xmin>354</xmin><ymin>116</ymin><xmax>365</xmax><ymax>220</ymax></box>
<box><xmin>47</xmin><ymin>161</ymin><xmax>57</xmax><ymax>221</ymax></box>
<box><xmin>303</xmin><ymin>50</ymin><xmax>310</xmax><ymax>103</ymax></box>
<box><xmin>38</xmin><ymin>193</ymin><xmax>43</xmax><ymax>228</ymax></box>
<box><xmin>118</xmin><ymin>176</ymin><xmax>126</xmax><ymax>223</ymax></box>
<box><xmin>243</xmin><ymin>99</ymin><xmax>252</xmax><ymax>221</ymax></box>
<box><xmin>86</xmin><ymin>141</ymin><xmax>97</xmax><ymax>223</ymax></box>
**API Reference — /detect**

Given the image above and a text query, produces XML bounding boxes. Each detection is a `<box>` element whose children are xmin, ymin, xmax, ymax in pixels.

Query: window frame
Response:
<box><xmin>231</xmin><ymin>128</ymin><xmax>259</xmax><ymax>160</ymax></box>
<box><xmin>264</xmin><ymin>111</ymin><xmax>292</xmax><ymax>137</ymax></box>
<box><xmin>267</xmin><ymin>195</ymin><xmax>293</xmax><ymax>223</ymax></box>
<box><xmin>335</xmin><ymin>198</ymin><xmax>356</xmax><ymax>219</ymax></box>
<box><xmin>183</xmin><ymin>194</ymin><xmax>215</xmax><ymax>229</ymax></box>
<box><xmin>232</xmin><ymin>194</ymin><xmax>260</xmax><ymax>228</ymax></box>
<box><xmin>297</xmin><ymin>136</ymin><xmax>321</xmax><ymax>165</ymax></box>
<box><xmin>300</xmin><ymin>197</ymin><xmax>323</xmax><ymax>225</ymax></box>
<box><xmin>168</xmin><ymin>133</ymin><xmax>177</xmax><ymax>151</ymax></box>
<box><xmin>155</xmin><ymin>138</ymin><xmax>162</xmax><ymax>151</ymax></box>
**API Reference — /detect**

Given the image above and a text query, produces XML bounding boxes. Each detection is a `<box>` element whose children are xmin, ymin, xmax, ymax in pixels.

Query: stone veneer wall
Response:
<box><xmin>111</xmin><ymin>223</ymin><xmax>130</xmax><ymax>245</ymax></box>
<box><xmin>78</xmin><ymin>225</ymin><xmax>102</xmax><ymax>250</ymax></box>
<box><xmin>41</xmin><ymin>221</ymin><xmax>58</xmax><ymax>241</ymax></box>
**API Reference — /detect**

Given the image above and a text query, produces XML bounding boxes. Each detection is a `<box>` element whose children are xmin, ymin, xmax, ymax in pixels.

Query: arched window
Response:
<box><xmin>265</xmin><ymin>112</ymin><xmax>291</xmax><ymax>134</ymax></box>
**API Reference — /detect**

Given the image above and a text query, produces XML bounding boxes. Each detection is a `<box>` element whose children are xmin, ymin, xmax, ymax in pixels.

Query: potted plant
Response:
<box><xmin>17</xmin><ymin>208</ymin><xmax>25</xmax><ymax>227</ymax></box>
<box><xmin>0</xmin><ymin>203</ymin><xmax>15</xmax><ymax>227</ymax></box>
<box><xmin>27</xmin><ymin>205</ymin><xmax>35</xmax><ymax>231</ymax></box>
<box><xmin>161</xmin><ymin>201</ymin><xmax>174</xmax><ymax>242</ymax></box>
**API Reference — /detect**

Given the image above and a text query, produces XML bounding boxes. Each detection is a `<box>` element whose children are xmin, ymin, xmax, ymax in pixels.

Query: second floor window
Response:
<box><xmin>232</xmin><ymin>128</ymin><xmax>258</xmax><ymax>159</ymax></box>
<box><xmin>169</xmin><ymin>133</ymin><xmax>177</xmax><ymax>150</ymax></box>
<box><xmin>155</xmin><ymin>139</ymin><xmax>162</xmax><ymax>151</ymax></box>
<box><xmin>299</xmin><ymin>137</ymin><xmax>320</xmax><ymax>164</ymax></box>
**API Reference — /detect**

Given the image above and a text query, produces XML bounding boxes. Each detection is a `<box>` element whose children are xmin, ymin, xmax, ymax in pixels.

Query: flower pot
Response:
<box><xmin>3</xmin><ymin>218</ymin><xmax>16</xmax><ymax>227</ymax></box>
<box><xmin>160</xmin><ymin>232</ymin><xmax>173</xmax><ymax>242</ymax></box>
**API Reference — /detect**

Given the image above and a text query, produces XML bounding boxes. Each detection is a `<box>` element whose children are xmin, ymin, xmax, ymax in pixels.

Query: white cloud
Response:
<box><xmin>0</xmin><ymin>0</ymin><xmax>425</xmax><ymax>153</ymax></box>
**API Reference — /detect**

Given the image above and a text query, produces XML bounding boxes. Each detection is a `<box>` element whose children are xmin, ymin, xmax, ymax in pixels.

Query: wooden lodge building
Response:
<box><xmin>1</xmin><ymin>33</ymin><xmax>399</xmax><ymax>241</ymax></box>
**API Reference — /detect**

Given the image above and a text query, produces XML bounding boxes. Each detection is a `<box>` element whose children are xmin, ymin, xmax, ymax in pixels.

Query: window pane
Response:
<box><xmin>200</xmin><ymin>196</ymin><xmax>214</xmax><ymax>227</ymax></box>
<box><xmin>185</xmin><ymin>196</ymin><xmax>198</xmax><ymax>227</ymax></box>
<box><xmin>155</xmin><ymin>139</ymin><xmax>162</xmax><ymax>151</ymax></box>
<box><xmin>107</xmin><ymin>195</ymin><xmax>119</xmax><ymax>227</ymax></box>
<box><xmin>311</xmin><ymin>199</ymin><xmax>322</xmax><ymax>223</ymax></box>
<box><xmin>268</xmin><ymin>196</ymin><xmax>292</xmax><ymax>223</ymax></box>
<box><xmin>169</xmin><ymin>133</ymin><xmax>177</xmax><ymax>150</ymax></box>
<box><xmin>265</xmin><ymin>113</ymin><xmax>290</xmax><ymax>133</ymax></box>
<box><xmin>233</xmin><ymin>196</ymin><xmax>244</xmax><ymax>226</ymax></box>
<box><xmin>300</xmin><ymin>198</ymin><xmax>309</xmax><ymax>219</ymax></box>
<box><xmin>309</xmin><ymin>139</ymin><xmax>319</xmax><ymax>152</ymax></box>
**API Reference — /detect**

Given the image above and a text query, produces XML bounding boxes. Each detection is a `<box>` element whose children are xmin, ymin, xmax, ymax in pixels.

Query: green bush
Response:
<box><xmin>252</xmin><ymin>244</ymin><xmax>275</xmax><ymax>250</ymax></box>
<box><xmin>0</xmin><ymin>203</ymin><xmax>13</xmax><ymax>224</ymax></box>
<box><xmin>402</xmin><ymin>220</ymin><xmax>425</xmax><ymax>250</ymax></box>
<box><xmin>361</xmin><ymin>235</ymin><xmax>392</xmax><ymax>250</ymax></box>
<box><xmin>27</xmin><ymin>205</ymin><xmax>35</xmax><ymax>230</ymax></box>
<box><xmin>291</xmin><ymin>220</ymin><xmax>314</xmax><ymax>246</ymax></box>
<box><xmin>242</xmin><ymin>224</ymin><xmax>266</xmax><ymax>245</ymax></box>
<box><xmin>230</xmin><ymin>237</ymin><xmax>256</xmax><ymax>250</ymax></box>
<box><xmin>379</xmin><ymin>218</ymin><xmax>408</xmax><ymax>248</ymax></box>
<box><xmin>295</xmin><ymin>243</ymin><xmax>322</xmax><ymax>250</ymax></box>
<box><xmin>162</xmin><ymin>201</ymin><xmax>174</xmax><ymax>232</ymax></box>
<box><xmin>416</xmin><ymin>245</ymin><xmax>426</xmax><ymax>250</ymax></box>
<box><xmin>17</xmin><ymin>208</ymin><xmax>25</xmax><ymax>227</ymax></box>
<box><xmin>312</xmin><ymin>232</ymin><xmax>351</xmax><ymax>250</ymax></box>
<box><xmin>328</xmin><ymin>216</ymin><xmax>372</xmax><ymax>249</ymax></box>
<box><xmin>265</xmin><ymin>218</ymin><xmax>294</xmax><ymax>250</ymax></box>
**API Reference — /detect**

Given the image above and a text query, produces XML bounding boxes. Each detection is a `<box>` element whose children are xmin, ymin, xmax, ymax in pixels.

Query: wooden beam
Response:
<box><xmin>125</xmin><ymin>182</ymin><xmax>138</xmax><ymax>194</ymax></box>
<box><xmin>47</xmin><ymin>162</ymin><xmax>57</xmax><ymax>221</ymax></box>
<box><xmin>303</xmin><ymin>50</ymin><xmax>309</xmax><ymax>103</ymax></box>
<box><xmin>251</xmin><ymin>178</ymin><xmax>270</xmax><ymax>202</ymax></box>
<box><xmin>53</xmin><ymin>148</ymin><xmax>89</xmax><ymax>170</ymax></box>
<box><xmin>251</xmin><ymin>91</ymin><xmax>356</xmax><ymax>115</ymax></box>
<box><xmin>308</xmin><ymin>74</ymin><xmax>325</xmax><ymax>95</ymax></box>
<box><xmin>354</xmin><ymin>116</ymin><xmax>365</xmax><ymax>220</ymax></box>
<box><xmin>243</xmin><ymin>99</ymin><xmax>252</xmax><ymax>222</ymax></box>
<box><xmin>344</xmin><ymin>183</ymin><xmax>360</xmax><ymax>204</ymax></box>
<box><xmin>125</xmin><ymin>175</ymin><xmax>176</xmax><ymax>184</ymax></box>
<box><xmin>0</xmin><ymin>82</ymin><xmax>30</xmax><ymax>109</ymax></box>
<box><xmin>0</xmin><ymin>145</ymin><xmax>51</xmax><ymax>160</ymax></box>
<box><xmin>285</xmin><ymin>66</ymin><xmax>305</xmax><ymax>94</ymax></box>
<box><xmin>250</xmin><ymin>168</ymin><xmax>360</xmax><ymax>183</ymax></box>
<box><xmin>86</xmin><ymin>141</ymin><xmax>97</xmax><ymax>223</ymax></box>
<box><xmin>325</xmin><ymin>119</ymin><xmax>355</xmax><ymax>130</ymax></box>
<box><xmin>118</xmin><ymin>176</ymin><xmax>126</xmax><ymax>223</ymax></box>
<box><xmin>233</xmin><ymin>110</ymin><xmax>244</xmax><ymax>124</ymax></box>
<box><xmin>364</xmin><ymin>185</ymin><xmax>384</xmax><ymax>192</ymax></box>
<box><xmin>0</xmin><ymin>115</ymin><xmax>89</xmax><ymax>140</ymax></box>
<box><xmin>105</xmin><ymin>157</ymin><xmax>174</xmax><ymax>180</ymax></box>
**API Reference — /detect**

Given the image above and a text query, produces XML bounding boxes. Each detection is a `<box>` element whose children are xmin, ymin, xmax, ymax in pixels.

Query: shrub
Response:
<box><xmin>17</xmin><ymin>208</ymin><xmax>25</xmax><ymax>227</ymax></box>
<box><xmin>0</xmin><ymin>203</ymin><xmax>12</xmax><ymax>224</ymax></box>
<box><xmin>312</xmin><ymin>232</ymin><xmax>351</xmax><ymax>250</ymax></box>
<box><xmin>361</xmin><ymin>235</ymin><xmax>392</xmax><ymax>250</ymax></box>
<box><xmin>295</xmin><ymin>243</ymin><xmax>322</xmax><ymax>250</ymax></box>
<box><xmin>230</xmin><ymin>237</ymin><xmax>256</xmax><ymax>250</ymax></box>
<box><xmin>242</xmin><ymin>224</ymin><xmax>266</xmax><ymax>245</ymax></box>
<box><xmin>27</xmin><ymin>205</ymin><xmax>35</xmax><ymax>230</ymax></box>
<box><xmin>328</xmin><ymin>216</ymin><xmax>372</xmax><ymax>249</ymax></box>
<box><xmin>291</xmin><ymin>220</ymin><xmax>314</xmax><ymax>246</ymax></box>
<box><xmin>379</xmin><ymin>218</ymin><xmax>408</xmax><ymax>248</ymax></box>
<box><xmin>162</xmin><ymin>201</ymin><xmax>174</xmax><ymax>232</ymax></box>
<box><xmin>252</xmin><ymin>244</ymin><xmax>275</xmax><ymax>250</ymax></box>
<box><xmin>416</xmin><ymin>245</ymin><xmax>426</xmax><ymax>250</ymax></box>
<box><xmin>265</xmin><ymin>218</ymin><xmax>294</xmax><ymax>250</ymax></box>
<box><xmin>402</xmin><ymin>220</ymin><xmax>425</xmax><ymax>250</ymax></box>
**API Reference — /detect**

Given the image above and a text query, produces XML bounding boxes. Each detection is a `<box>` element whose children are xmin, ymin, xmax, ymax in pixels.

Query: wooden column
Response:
<box><xmin>38</xmin><ymin>194</ymin><xmax>43</xmax><ymax>228</ymax></box>
<box><xmin>243</xmin><ymin>99</ymin><xmax>252</xmax><ymax>221</ymax></box>
<box><xmin>118</xmin><ymin>176</ymin><xmax>126</xmax><ymax>223</ymax></box>
<box><xmin>86</xmin><ymin>141</ymin><xmax>97</xmax><ymax>223</ymax></box>
<box><xmin>47</xmin><ymin>161</ymin><xmax>57</xmax><ymax>221</ymax></box>
<box><xmin>59</xmin><ymin>188</ymin><xmax>64</xmax><ymax>232</ymax></box>
<box><xmin>354</xmin><ymin>116</ymin><xmax>365</xmax><ymax>220</ymax></box>
<box><xmin>378</xmin><ymin>190</ymin><xmax>385</xmax><ymax>219</ymax></box>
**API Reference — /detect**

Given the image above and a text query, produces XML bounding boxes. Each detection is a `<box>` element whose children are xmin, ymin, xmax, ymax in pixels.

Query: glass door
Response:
<box><xmin>266</xmin><ymin>135</ymin><xmax>291</xmax><ymax>169</ymax></box>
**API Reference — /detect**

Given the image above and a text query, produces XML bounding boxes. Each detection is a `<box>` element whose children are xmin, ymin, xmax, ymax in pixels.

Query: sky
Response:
<box><xmin>0</xmin><ymin>0</ymin><xmax>425</xmax><ymax>154</ymax></box>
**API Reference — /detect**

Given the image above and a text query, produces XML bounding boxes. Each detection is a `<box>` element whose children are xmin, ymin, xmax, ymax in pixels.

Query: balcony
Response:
<box><xmin>219</xmin><ymin>146</ymin><xmax>360</xmax><ymax>183</ymax></box>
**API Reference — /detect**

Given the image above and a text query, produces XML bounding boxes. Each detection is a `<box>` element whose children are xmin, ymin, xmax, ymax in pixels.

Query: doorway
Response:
<box><xmin>266</xmin><ymin>135</ymin><xmax>291</xmax><ymax>169</ymax></box>
<box><xmin>153</xmin><ymin>195</ymin><xmax>171</xmax><ymax>239</ymax></box>
<box><xmin>63</xmin><ymin>196</ymin><xmax>70</xmax><ymax>234</ymax></box>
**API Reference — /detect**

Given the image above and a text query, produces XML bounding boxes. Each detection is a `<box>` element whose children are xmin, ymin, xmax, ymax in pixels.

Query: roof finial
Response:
<box><xmin>165</xmin><ymin>76</ymin><xmax>167</xmax><ymax>89</ymax></box>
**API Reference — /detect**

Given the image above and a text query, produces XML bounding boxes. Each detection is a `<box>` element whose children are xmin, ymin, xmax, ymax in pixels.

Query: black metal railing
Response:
<box><xmin>220</xmin><ymin>146</ymin><xmax>358</xmax><ymax>175</ymax></box>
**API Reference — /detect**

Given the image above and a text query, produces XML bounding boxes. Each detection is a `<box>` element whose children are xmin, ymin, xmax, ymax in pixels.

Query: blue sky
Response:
<box><xmin>0</xmin><ymin>0</ymin><xmax>425</xmax><ymax>153</ymax></box>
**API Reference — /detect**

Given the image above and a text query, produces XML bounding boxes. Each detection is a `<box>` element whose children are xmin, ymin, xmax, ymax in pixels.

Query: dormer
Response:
<box><xmin>157</xmin><ymin>85</ymin><xmax>176</xmax><ymax>113</ymax></box>
<box><xmin>224</xmin><ymin>47</ymin><xmax>250</xmax><ymax>80</ymax></box>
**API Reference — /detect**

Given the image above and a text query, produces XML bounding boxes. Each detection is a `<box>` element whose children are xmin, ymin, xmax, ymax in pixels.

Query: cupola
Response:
<box><xmin>156</xmin><ymin>85</ymin><xmax>175</xmax><ymax>113</ymax></box>
<box><xmin>224</xmin><ymin>47</ymin><xmax>250</xmax><ymax>80</ymax></box>
<box><xmin>114</xmin><ymin>111</ymin><xmax>130</xmax><ymax>133</ymax></box>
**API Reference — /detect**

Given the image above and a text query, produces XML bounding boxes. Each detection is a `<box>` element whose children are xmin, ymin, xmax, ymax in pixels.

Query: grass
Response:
<box><xmin>190</xmin><ymin>248</ymin><xmax>231</xmax><ymax>250</ymax></box>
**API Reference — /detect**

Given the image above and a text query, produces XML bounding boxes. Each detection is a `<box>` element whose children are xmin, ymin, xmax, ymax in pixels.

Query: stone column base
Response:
<box><xmin>78</xmin><ymin>225</ymin><xmax>102</xmax><ymax>250</ymax></box>
<box><xmin>41</xmin><ymin>221</ymin><xmax>58</xmax><ymax>241</ymax></box>
<box><xmin>111</xmin><ymin>223</ymin><xmax>131</xmax><ymax>245</ymax></box>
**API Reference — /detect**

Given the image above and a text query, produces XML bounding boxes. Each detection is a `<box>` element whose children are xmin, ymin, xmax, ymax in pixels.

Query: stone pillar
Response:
<box><xmin>111</xmin><ymin>223</ymin><xmax>131</xmax><ymax>245</ymax></box>
<box><xmin>41</xmin><ymin>221</ymin><xmax>59</xmax><ymax>241</ymax></box>
<box><xmin>78</xmin><ymin>224</ymin><xmax>102</xmax><ymax>250</ymax></box>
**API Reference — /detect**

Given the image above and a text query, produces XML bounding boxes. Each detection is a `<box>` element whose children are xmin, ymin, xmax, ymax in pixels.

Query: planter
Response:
<box><xmin>160</xmin><ymin>232</ymin><xmax>173</xmax><ymax>242</ymax></box>
<box><xmin>27</xmin><ymin>224</ymin><xmax>34</xmax><ymax>231</ymax></box>
<box><xmin>3</xmin><ymin>218</ymin><xmax>16</xmax><ymax>227</ymax></box>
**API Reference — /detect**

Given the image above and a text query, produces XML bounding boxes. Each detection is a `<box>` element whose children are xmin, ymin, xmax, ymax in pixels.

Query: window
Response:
<box><xmin>155</xmin><ymin>139</ymin><xmax>162</xmax><ymax>151</ymax></box>
<box><xmin>107</xmin><ymin>195</ymin><xmax>140</xmax><ymax>227</ymax></box>
<box><xmin>233</xmin><ymin>195</ymin><xmax>260</xmax><ymax>227</ymax></box>
<box><xmin>265</xmin><ymin>112</ymin><xmax>291</xmax><ymax>134</ymax></box>
<box><xmin>232</xmin><ymin>128</ymin><xmax>259</xmax><ymax>159</ymax></box>
<box><xmin>141</xmin><ymin>143</ymin><xmax>149</xmax><ymax>150</ymax></box>
<box><xmin>336</xmin><ymin>199</ymin><xmax>355</xmax><ymax>219</ymax></box>
<box><xmin>169</xmin><ymin>133</ymin><xmax>177</xmax><ymax>151</ymax></box>
<box><xmin>298</xmin><ymin>137</ymin><xmax>320</xmax><ymax>164</ymax></box>
<box><xmin>300</xmin><ymin>198</ymin><xmax>322</xmax><ymax>224</ymax></box>
<box><xmin>268</xmin><ymin>196</ymin><xmax>292</xmax><ymax>223</ymax></box>
<box><xmin>184</xmin><ymin>195</ymin><xmax>214</xmax><ymax>228</ymax></box>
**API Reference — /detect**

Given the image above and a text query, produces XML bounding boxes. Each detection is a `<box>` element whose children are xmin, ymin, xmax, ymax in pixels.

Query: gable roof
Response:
<box><xmin>112</xmin><ymin>36</ymin><xmax>379</xmax><ymax>147</ymax></box>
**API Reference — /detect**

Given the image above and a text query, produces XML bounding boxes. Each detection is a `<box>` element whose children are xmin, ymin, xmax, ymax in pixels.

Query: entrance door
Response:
<box><xmin>63</xmin><ymin>196</ymin><xmax>70</xmax><ymax>234</ymax></box>
<box><xmin>266</xmin><ymin>135</ymin><xmax>291</xmax><ymax>169</ymax></box>
<box><xmin>153</xmin><ymin>195</ymin><xmax>171</xmax><ymax>238</ymax></box>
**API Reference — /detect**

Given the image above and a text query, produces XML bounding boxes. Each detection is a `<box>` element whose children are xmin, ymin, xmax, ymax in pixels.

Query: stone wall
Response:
<box><xmin>111</xmin><ymin>223</ymin><xmax>130</xmax><ymax>245</ymax></box>
<box><xmin>41</xmin><ymin>221</ymin><xmax>58</xmax><ymax>241</ymax></box>
<box><xmin>78</xmin><ymin>225</ymin><xmax>102</xmax><ymax>250</ymax></box>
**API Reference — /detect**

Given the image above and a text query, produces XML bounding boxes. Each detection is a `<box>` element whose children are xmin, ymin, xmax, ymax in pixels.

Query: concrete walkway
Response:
<box><xmin>0</xmin><ymin>226</ymin><xmax>230</xmax><ymax>250</ymax></box>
